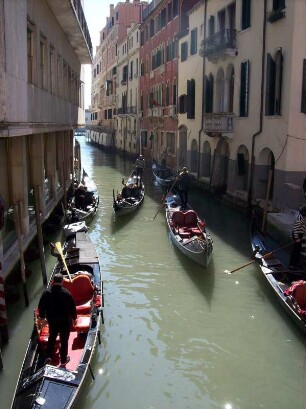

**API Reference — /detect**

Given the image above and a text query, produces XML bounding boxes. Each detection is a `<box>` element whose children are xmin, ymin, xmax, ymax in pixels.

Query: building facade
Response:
<box><xmin>88</xmin><ymin>0</ymin><xmax>147</xmax><ymax>149</ymax></box>
<box><xmin>0</xmin><ymin>0</ymin><xmax>92</xmax><ymax>282</ymax></box>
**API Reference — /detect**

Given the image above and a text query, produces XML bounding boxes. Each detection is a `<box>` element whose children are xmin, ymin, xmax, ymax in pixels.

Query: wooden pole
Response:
<box><xmin>261</xmin><ymin>169</ymin><xmax>273</xmax><ymax>232</ymax></box>
<box><xmin>0</xmin><ymin>262</ymin><xmax>9</xmax><ymax>345</ymax></box>
<box><xmin>33</xmin><ymin>186</ymin><xmax>47</xmax><ymax>285</ymax></box>
<box><xmin>13</xmin><ymin>202</ymin><xmax>29</xmax><ymax>307</ymax></box>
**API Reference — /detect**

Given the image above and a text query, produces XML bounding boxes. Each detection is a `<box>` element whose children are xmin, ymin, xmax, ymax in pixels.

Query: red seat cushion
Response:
<box><xmin>172</xmin><ymin>211</ymin><xmax>185</xmax><ymax>227</ymax></box>
<box><xmin>72</xmin><ymin>315</ymin><xmax>91</xmax><ymax>333</ymax></box>
<box><xmin>63</xmin><ymin>275</ymin><xmax>94</xmax><ymax>306</ymax></box>
<box><xmin>285</xmin><ymin>280</ymin><xmax>306</xmax><ymax>309</ymax></box>
<box><xmin>184</xmin><ymin>210</ymin><xmax>198</xmax><ymax>228</ymax></box>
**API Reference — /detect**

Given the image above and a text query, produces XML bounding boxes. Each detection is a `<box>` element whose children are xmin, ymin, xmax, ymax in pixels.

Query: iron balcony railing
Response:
<box><xmin>200</xmin><ymin>29</ymin><xmax>236</xmax><ymax>59</ymax></box>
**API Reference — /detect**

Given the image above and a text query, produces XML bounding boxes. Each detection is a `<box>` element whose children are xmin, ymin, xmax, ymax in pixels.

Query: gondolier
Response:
<box><xmin>289</xmin><ymin>205</ymin><xmax>306</xmax><ymax>269</ymax></box>
<box><xmin>38</xmin><ymin>273</ymin><xmax>77</xmax><ymax>366</ymax></box>
<box><xmin>135</xmin><ymin>155</ymin><xmax>145</xmax><ymax>184</ymax></box>
<box><xmin>176</xmin><ymin>167</ymin><xmax>190</xmax><ymax>209</ymax></box>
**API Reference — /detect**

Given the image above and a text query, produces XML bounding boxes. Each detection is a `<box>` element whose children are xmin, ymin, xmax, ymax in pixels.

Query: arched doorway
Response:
<box><xmin>256</xmin><ymin>148</ymin><xmax>275</xmax><ymax>200</ymax></box>
<box><xmin>178</xmin><ymin>125</ymin><xmax>187</xmax><ymax>169</ymax></box>
<box><xmin>201</xmin><ymin>140</ymin><xmax>211</xmax><ymax>177</ymax></box>
<box><xmin>236</xmin><ymin>145</ymin><xmax>249</xmax><ymax>191</ymax></box>
<box><xmin>190</xmin><ymin>139</ymin><xmax>198</xmax><ymax>174</ymax></box>
<box><xmin>212</xmin><ymin>139</ymin><xmax>229</xmax><ymax>191</ymax></box>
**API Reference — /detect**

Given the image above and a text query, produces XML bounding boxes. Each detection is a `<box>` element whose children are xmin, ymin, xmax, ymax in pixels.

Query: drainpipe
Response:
<box><xmin>198</xmin><ymin>0</ymin><xmax>207</xmax><ymax>179</ymax></box>
<box><xmin>247</xmin><ymin>0</ymin><xmax>267</xmax><ymax>211</ymax></box>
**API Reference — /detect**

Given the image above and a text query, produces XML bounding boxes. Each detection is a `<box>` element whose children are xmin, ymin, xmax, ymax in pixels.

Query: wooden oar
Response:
<box><xmin>224</xmin><ymin>242</ymin><xmax>293</xmax><ymax>275</ymax></box>
<box><xmin>54</xmin><ymin>242</ymin><xmax>72</xmax><ymax>282</ymax></box>
<box><xmin>152</xmin><ymin>177</ymin><xmax>178</xmax><ymax>220</ymax></box>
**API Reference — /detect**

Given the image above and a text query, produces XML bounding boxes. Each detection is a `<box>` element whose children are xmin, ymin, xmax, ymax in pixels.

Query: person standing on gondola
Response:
<box><xmin>289</xmin><ymin>205</ymin><xmax>306</xmax><ymax>269</ymax></box>
<box><xmin>38</xmin><ymin>273</ymin><xmax>77</xmax><ymax>366</ymax></box>
<box><xmin>135</xmin><ymin>154</ymin><xmax>145</xmax><ymax>185</ymax></box>
<box><xmin>176</xmin><ymin>167</ymin><xmax>190</xmax><ymax>210</ymax></box>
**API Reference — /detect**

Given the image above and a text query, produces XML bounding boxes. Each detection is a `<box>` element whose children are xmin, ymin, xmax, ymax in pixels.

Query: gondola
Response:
<box><xmin>113</xmin><ymin>173</ymin><xmax>145</xmax><ymax>216</ymax></box>
<box><xmin>66</xmin><ymin>169</ymin><xmax>99</xmax><ymax>224</ymax></box>
<box><xmin>152</xmin><ymin>160</ymin><xmax>176</xmax><ymax>187</ymax></box>
<box><xmin>250</xmin><ymin>215</ymin><xmax>306</xmax><ymax>335</ymax></box>
<box><xmin>11</xmin><ymin>230</ymin><xmax>104</xmax><ymax>409</ymax></box>
<box><xmin>165</xmin><ymin>194</ymin><xmax>213</xmax><ymax>267</ymax></box>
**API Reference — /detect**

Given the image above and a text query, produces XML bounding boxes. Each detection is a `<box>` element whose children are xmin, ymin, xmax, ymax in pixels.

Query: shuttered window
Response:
<box><xmin>181</xmin><ymin>42</ymin><xmax>188</xmax><ymax>62</ymax></box>
<box><xmin>301</xmin><ymin>60</ymin><xmax>306</xmax><ymax>113</ymax></box>
<box><xmin>265</xmin><ymin>54</ymin><xmax>276</xmax><ymax>115</ymax></box>
<box><xmin>190</xmin><ymin>28</ymin><xmax>198</xmax><ymax>56</ymax></box>
<box><xmin>205</xmin><ymin>74</ymin><xmax>214</xmax><ymax>113</ymax></box>
<box><xmin>241</xmin><ymin>0</ymin><xmax>251</xmax><ymax>30</ymax></box>
<box><xmin>265</xmin><ymin>51</ymin><xmax>282</xmax><ymax>116</ymax></box>
<box><xmin>179</xmin><ymin>95</ymin><xmax>187</xmax><ymax>114</ymax></box>
<box><xmin>240</xmin><ymin>60</ymin><xmax>250</xmax><ymax>117</ymax></box>
<box><xmin>187</xmin><ymin>79</ymin><xmax>195</xmax><ymax>119</ymax></box>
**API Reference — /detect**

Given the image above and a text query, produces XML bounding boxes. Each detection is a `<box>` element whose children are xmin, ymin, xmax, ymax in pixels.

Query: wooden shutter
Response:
<box><xmin>301</xmin><ymin>60</ymin><xmax>306</xmax><ymax>113</ymax></box>
<box><xmin>265</xmin><ymin>53</ymin><xmax>276</xmax><ymax>115</ymax></box>
<box><xmin>187</xmin><ymin>80</ymin><xmax>195</xmax><ymax>119</ymax></box>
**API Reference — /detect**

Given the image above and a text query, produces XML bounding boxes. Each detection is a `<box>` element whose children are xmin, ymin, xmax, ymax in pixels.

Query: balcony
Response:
<box><xmin>117</xmin><ymin>107</ymin><xmax>127</xmax><ymax>116</ymax></box>
<box><xmin>46</xmin><ymin>0</ymin><xmax>92</xmax><ymax>63</ymax></box>
<box><xmin>153</xmin><ymin>107</ymin><xmax>163</xmax><ymax>117</ymax></box>
<box><xmin>127</xmin><ymin>106</ymin><xmax>137</xmax><ymax>115</ymax></box>
<box><xmin>200</xmin><ymin>29</ymin><xmax>237</xmax><ymax>61</ymax></box>
<box><xmin>169</xmin><ymin>105</ymin><xmax>176</xmax><ymax>117</ymax></box>
<box><xmin>203</xmin><ymin>113</ymin><xmax>234</xmax><ymax>138</ymax></box>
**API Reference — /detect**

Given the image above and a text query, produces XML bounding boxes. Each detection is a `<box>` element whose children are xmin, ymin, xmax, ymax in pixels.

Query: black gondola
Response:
<box><xmin>250</xmin><ymin>215</ymin><xmax>306</xmax><ymax>335</ymax></box>
<box><xmin>66</xmin><ymin>169</ymin><xmax>99</xmax><ymax>224</ymax></box>
<box><xmin>152</xmin><ymin>160</ymin><xmax>176</xmax><ymax>187</ymax></box>
<box><xmin>11</xmin><ymin>230</ymin><xmax>104</xmax><ymax>409</ymax></box>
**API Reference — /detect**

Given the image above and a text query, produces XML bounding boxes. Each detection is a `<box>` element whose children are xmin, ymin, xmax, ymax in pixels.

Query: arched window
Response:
<box><xmin>205</xmin><ymin>73</ymin><xmax>214</xmax><ymax>113</ymax></box>
<box><xmin>216</xmin><ymin>68</ymin><xmax>224</xmax><ymax>112</ymax></box>
<box><xmin>166</xmin><ymin>81</ymin><xmax>170</xmax><ymax>106</ymax></box>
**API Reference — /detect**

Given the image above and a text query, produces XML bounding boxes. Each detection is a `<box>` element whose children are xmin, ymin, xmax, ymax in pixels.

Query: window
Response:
<box><xmin>168</xmin><ymin>2</ymin><xmax>172</xmax><ymax>22</ymax></box>
<box><xmin>161</xmin><ymin>9</ymin><xmax>166</xmax><ymax>28</ymax></box>
<box><xmin>27</xmin><ymin>23</ymin><xmax>35</xmax><ymax>84</ymax></box>
<box><xmin>208</xmin><ymin>16</ymin><xmax>215</xmax><ymax>37</ymax></box>
<box><xmin>273</xmin><ymin>0</ymin><xmax>285</xmax><ymax>11</ymax></box>
<box><xmin>166</xmin><ymin>81</ymin><xmax>170</xmax><ymax>106</ymax></box>
<box><xmin>173</xmin><ymin>79</ymin><xmax>177</xmax><ymax>105</ymax></box>
<box><xmin>130</xmin><ymin>61</ymin><xmax>133</xmax><ymax>79</ymax></box>
<box><xmin>268</xmin><ymin>0</ymin><xmax>286</xmax><ymax>22</ymax></box>
<box><xmin>150</xmin><ymin>19</ymin><xmax>155</xmax><ymax>37</ymax></box>
<box><xmin>240</xmin><ymin>60</ymin><xmax>250</xmax><ymax>117</ymax></box>
<box><xmin>39</xmin><ymin>35</ymin><xmax>47</xmax><ymax>89</ymax></box>
<box><xmin>187</xmin><ymin>79</ymin><xmax>195</xmax><ymax>119</ymax></box>
<box><xmin>141</xmin><ymin>130</ymin><xmax>148</xmax><ymax>148</ymax></box>
<box><xmin>265</xmin><ymin>51</ymin><xmax>283</xmax><ymax>116</ymax></box>
<box><xmin>50</xmin><ymin>45</ymin><xmax>55</xmax><ymax>93</ymax></box>
<box><xmin>205</xmin><ymin>73</ymin><xmax>214</xmax><ymax>113</ymax></box>
<box><xmin>181</xmin><ymin>42</ymin><xmax>188</xmax><ymax>62</ymax></box>
<box><xmin>179</xmin><ymin>94</ymin><xmax>187</xmax><ymax>113</ymax></box>
<box><xmin>190</xmin><ymin>28</ymin><xmax>197</xmax><ymax>55</ymax></box>
<box><xmin>173</xmin><ymin>0</ymin><xmax>178</xmax><ymax>17</ymax></box>
<box><xmin>241</xmin><ymin>0</ymin><xmax>251</xmax><ymax>30</ymax></box>
<box><xmin>166</xmin><ymin>132</ymin><xmax>175</xmax><ymax>154</ymax></box>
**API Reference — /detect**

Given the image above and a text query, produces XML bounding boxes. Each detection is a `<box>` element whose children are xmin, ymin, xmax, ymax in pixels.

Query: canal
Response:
<box><xmin>1</xmin><ymin>138</ymin><xmax>306</xmax><ymax>409</ymax></box>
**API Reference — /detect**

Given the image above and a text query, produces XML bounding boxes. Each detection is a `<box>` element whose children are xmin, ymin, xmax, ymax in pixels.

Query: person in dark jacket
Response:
<box><xmin>177</xmin><ymin>167</ymin><xmax>190</xmax><ymax>209</ymax></box>
<box><xmin>289</xmin><ymin>206</ymin><xmax>306</xmax><ymax>269</ymax></box>
<box><xmin>38</xmin><ymin>273</ymin><xmax>77</xmax><ymax>366</ymax></box>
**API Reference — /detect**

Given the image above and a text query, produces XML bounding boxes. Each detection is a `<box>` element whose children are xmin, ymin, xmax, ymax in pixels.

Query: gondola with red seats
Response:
<box><xmin>165</xmin><ymin>194</ymin><xmax>213</xmax><ymax>267</ymax></box>
<box><xmin>11</xmin><ymin>230</ymin><xmax>104</xmax><ymax>409</ymax></box>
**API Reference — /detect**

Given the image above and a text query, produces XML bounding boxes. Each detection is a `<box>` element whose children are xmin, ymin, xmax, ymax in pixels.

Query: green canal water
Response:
<box><xmin>1</xmin><ymin>138</ymin><xmax>306</xmax><ymax>409</ymax></box>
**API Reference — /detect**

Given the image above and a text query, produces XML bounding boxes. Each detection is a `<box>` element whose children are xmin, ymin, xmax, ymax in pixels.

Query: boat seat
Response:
<box><xmin>184</xmin><ymin>210</ymin><xmax>198</xmax><ymax>228</ymax></box>
<box><xmin>63</xmin><ymin>274</ymin><xmax>95</xmax><ymax>314</ymax></box>
<box><xmin>72</xmin><ymin>314</ymin><xmax>91</xmax><ymax>333</ymax></box>
<box><xmin>284</xmin><ymin>280</ymin><xmax>306</xmax><ymax>314</ymax></box>
<box><xmin>172</xmin><ymin>211</ymin><xmax>185</xmax><ymax>227</ymax></box>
